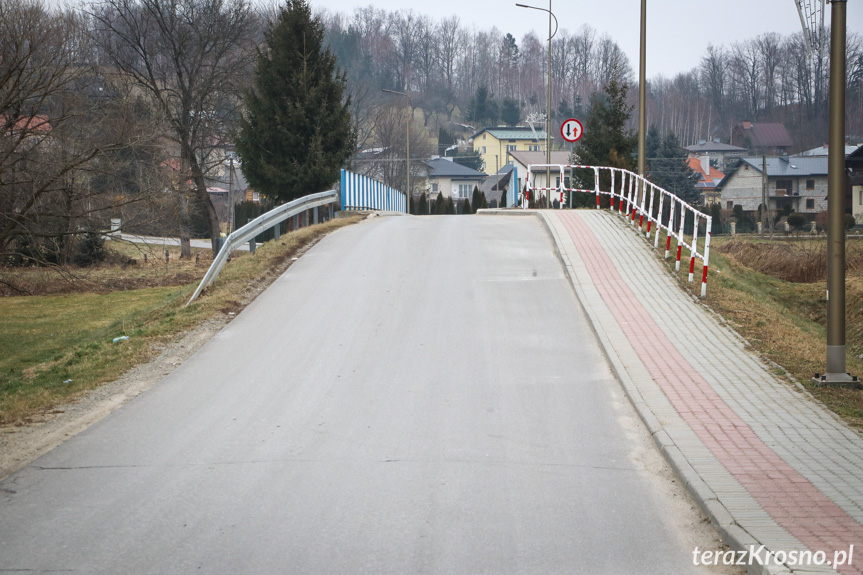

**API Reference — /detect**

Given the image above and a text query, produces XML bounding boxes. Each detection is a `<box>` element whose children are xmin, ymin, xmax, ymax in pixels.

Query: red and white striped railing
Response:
<box><xmin>525</xmin><ymin>164</ymin><xmax>712</xmax><ymax>298</ymax></box>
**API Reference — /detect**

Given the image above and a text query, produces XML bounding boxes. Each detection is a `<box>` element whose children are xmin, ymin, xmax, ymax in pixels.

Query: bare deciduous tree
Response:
<box><xmin>91</xmin><ymin>0</ymin><xmax>256</xmax><ymax>253</ymax></box>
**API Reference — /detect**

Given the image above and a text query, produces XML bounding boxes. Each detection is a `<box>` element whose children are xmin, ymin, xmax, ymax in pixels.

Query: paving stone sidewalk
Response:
<box><xmin>540</xmin><ymin>209</ymin><xmax>863</xmax><ymax>575</ymax></box>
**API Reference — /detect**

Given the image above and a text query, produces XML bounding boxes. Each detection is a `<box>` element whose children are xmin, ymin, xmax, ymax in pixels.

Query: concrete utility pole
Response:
<box><xmin>820</xmin><ymin>0</ymin><xmax>859</xmax><ymax>387</ymax></box>
<box><xmin>382</xmin><ymin>89</ymin><xmax>412</xmax><ymax>213</ymax></box>
<box><xmin>638</xmin><ymin>0</ymin><xmax>647</xmax><ymax>200</ymax></box>
<box><xmin>516</xmin><ymin>2</ymin><xmax>557</xmax><ymax>206</ymax></box>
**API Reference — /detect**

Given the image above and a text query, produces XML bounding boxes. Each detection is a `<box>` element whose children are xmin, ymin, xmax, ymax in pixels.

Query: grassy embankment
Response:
<box><xmin>0</xmin><ymin>216</ymin><xmax>362</xmax><ymax>425</ymax></box>
<box><xmin>662</xmin><ymin>231</ymin><xmax>863</xmax><ymax>429</ymax></box>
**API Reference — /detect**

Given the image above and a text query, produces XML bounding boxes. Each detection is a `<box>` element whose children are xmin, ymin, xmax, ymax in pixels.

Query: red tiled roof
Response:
<box><xmin>1</xmin><ymin>114</ymin><xmax>51</xmax><ymax>134</ymax></box>
<box><xmin>686</xmin><ymin>158</ymin><xmax>725</xmax><ymax>187</ymax></box>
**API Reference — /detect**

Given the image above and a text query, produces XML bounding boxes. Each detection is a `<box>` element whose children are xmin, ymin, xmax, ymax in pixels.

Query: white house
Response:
<box><xmin>424</xmin><ymin>157</ymin><xmax>487</xmax><ymax>202</ymax></box>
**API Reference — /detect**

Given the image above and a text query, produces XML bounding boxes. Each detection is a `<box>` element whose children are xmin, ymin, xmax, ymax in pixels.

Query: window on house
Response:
<box><xmin>458</xmin><ymin>184</ymin><xmax>471</xmax><ymax>198</ymax></box>
<box><xmin>776</xmin><ymin>179</ymin><xmax>793</xmax><ymax>193</ymax></box>
<box><xmin>507</xmin><ymin>145</ymin><xmax>517</xmax><ymax>152</ymax></box>
<box><xmin>431</xmin><ymin>182</ymin><xmax>438</xmax><ymax>193</ymax></box>
<box><xmin>806</xmin><ymin>179</ymin><xmax>815</xmax><ymax>190</ymax></box>
<box><xmin>727</xmin><ymin>201</ymin><xmax>733</xmax><ymax>209</ymax></box>
<box><xmin>806</xmin><ymin>198</ymin><xmax>815</xmax><ymax>210</ymax></box>
<box><xmin>859</xmin><ymin>189</ymin><xmax>863</xmax><ymax>206</ymax></box>
<box><xmin>481</xmin><ymin>146</ymin><xmax>486</xmax><ymax>154</ymax></box>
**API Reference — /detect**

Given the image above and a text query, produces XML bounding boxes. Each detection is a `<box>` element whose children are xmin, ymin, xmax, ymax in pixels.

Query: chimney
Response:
<box><xmin>700</xmin><ymin>154</ymin><xmax>710</xmax><ymax>178</ymax></box>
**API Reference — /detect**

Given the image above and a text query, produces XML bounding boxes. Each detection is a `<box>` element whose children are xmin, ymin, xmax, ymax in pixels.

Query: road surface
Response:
<box><xmin>1</xmin><ymin>215</ymin><xmax>721</xmax><ymax>574</ymax></box>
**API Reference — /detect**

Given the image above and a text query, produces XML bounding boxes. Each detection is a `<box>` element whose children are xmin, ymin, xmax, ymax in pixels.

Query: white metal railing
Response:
<box><xmin>526</xmin><ymin>164</ymin><xmax>713</xmax><ymax>297</ymax></box>
<box><xmin>186</xmin><ymin>190</ymin><xmax>338</xmax><ymax>306</ymax></box>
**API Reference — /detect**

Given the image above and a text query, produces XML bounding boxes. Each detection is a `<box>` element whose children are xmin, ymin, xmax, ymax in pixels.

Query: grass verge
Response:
<box><xmin>659</xmin><ymin>231</ymin><xmax>863</xmax><ymax>430</ymax></box>
<box><xmin>0</xmin><ymin>215</ymin><xmax>363</xmax><ymax>425</ymax></box>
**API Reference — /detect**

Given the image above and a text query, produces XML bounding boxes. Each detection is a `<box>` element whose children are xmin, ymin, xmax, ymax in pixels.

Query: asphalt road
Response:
<box><xmin>1</xmin><ymin>215</ymin><xmax>707</xmax><ymax>574</ymax></box>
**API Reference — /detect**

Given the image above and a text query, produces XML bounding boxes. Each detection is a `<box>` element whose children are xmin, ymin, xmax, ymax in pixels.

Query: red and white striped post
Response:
<box><xmin>653</xmin><ymin>190</ymin><xmax>664</xmax><ymax>249</ymax></box>
<box><xmin>701</xmin><ymin>219</ymin><xmax>712</xmax><ymax>298</ymax></box>
<box><xmin>664</xmin><ymin>196</ymin><xmax>675</xmax><ymax>259</ymax></box>
<box><xmin>610</xmin><ymin>169</ymin><xmax>617</xmax><ymax>211</ymax></box>
<box><xmin>645</xmin><ymin>184</ymin><xmax>655</xmax><ymax>237</ymax></box>
<box><xmin>675</xmin><ymin>202</ymin><xmax>685</xmax><ymax>272</ymax></box>
<box><xmin>689</xmin><ymin>210</ymin><xmax>699</xmax><ymax>283</ymax></box>
<box><xmin>593</xmin><ymin>167</ymin><xmax>601</xmax><ymax>209</ymax></box>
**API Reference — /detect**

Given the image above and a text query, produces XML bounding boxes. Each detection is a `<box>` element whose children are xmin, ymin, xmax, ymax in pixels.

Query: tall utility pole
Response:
<box><xmin>820</xmin><ymin>0</ymin><xmax>859</xmax><ymax>387</ymax></box>
<box><xmin>516</xmin><ymin>2</ymin><xmax>557</xmax><ymax>205</ymax></box>
<box><xmin>382</xmin><ymin>89</ymin><xmax>412</xmax><ymax>213</ymax></box>
<box><xmin>637</xmin><ymin>0</ymin><xmax>647</xmax><ymax>199</ymax></box>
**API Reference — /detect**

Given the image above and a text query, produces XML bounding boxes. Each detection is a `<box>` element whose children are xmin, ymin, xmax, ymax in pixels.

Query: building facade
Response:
<box><xmin>720</xmin><ymin>157</ymin><xmax>827</xmax><ymax>215</ymax></box>
<box><xmin>471</xmin><ymin>127</ymin><xmax>547</xmax><ymax>175</ymax></box>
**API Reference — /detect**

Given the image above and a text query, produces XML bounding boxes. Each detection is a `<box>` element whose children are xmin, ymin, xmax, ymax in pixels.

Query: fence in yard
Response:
<box><xmin>526</xmin><ymin>164</ymin><xmax>713</xmax><ymax>297</ymax></box>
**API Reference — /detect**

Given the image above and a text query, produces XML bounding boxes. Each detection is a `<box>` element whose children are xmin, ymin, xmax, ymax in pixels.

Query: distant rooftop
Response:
<box><xmin>795</xmin><ymin>144</ymin><xmax>861</xmax><ymax>157</ymax></box>
<box><xmin>684</xmin><ymin>142</ymin><xmax>746</xmax><ymax>153</ymax></box>
<box><xmin>739</xmin><ymin>156</ymin><xmax>827</xmax><ymax>177</ymax></box>
<box><xmin>425</xmin><ymin>157</ymin><xmax>487</xmax><ymax>179</ymax></box>
<box><xmin>471</xmin><ymin>126</ymin><xmax>549</xmax><ymax>141</ymax></box>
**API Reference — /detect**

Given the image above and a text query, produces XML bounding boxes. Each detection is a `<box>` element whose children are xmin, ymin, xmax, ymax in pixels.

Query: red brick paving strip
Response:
<box><xmin>559</xmin><ymin>211</ymin><xmax>863</xmax><ymax>575</ymax></box>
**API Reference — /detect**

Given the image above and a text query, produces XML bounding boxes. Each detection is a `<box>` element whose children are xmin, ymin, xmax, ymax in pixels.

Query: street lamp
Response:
<box><xmin>516</xmin><ymin>2</ymin><xmax>557</xmax><ymax>206</ymax></box>
<box><xmin>382</xmin><ymin>89</ymin><xmax>413</xmax><ymax>213</ymax></box>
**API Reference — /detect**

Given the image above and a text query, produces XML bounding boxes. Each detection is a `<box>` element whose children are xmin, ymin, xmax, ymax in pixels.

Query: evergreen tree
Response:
<box><xmin>445</xmin><ymin>196</ymin><xmax>456</xmax><ymax>214</ymax></box>
<box><xmin>418</xmin><ymin>192</ymin><xmax>429</xmax><ymax>215</ymax></box>
<box><xmin>500</xmin><ymin>187</ymin><xmax>507</xmax><ymax>208</ymax></box>
<box><xmin>471</xmin><ymin>186</ymin><xmax>481</xmax><ymax>213</ymax></box>
<box><xmin>710</xmin><ymin>203</ymin><xmax>723</xmax><ymax>235</ymax></box>
<box><xmin>573</xmin><ymin>67</ymin><xmax>636</xmax><ymax>208</ymax></box>
<box><xmin>461</xmin><ymin>197</ymin><xmax>472</xmax><ymax>214</ymax></box>
<box><xmin>479</xmin><ymin>192</ymin><xmax>488</xmax><ymax>210</ymax></box>
<box><xmin>434</xmin><ymin>193</ymin><xmax>445</xmax><ymax>214</ymax></box>
<box><xmin>576</xmin><ymin>69</ymin><xmax>636</xmax><ymax>171</ymax></box>
<box><xmin>466</xmin><ymin>86</ymin><xmax>499</xmax><ymax>126</ymax></box>
<box><xmin>501</xmin><ymin>98</ymin><xmax>520</xmax><ymax>126</ymax></box>
<box><xmin>450</xmin><ymin>149</ymin><xmax>483</xmax><ymax>171</ymax></box>
<box><xmin>236</xmin><ymin>0</ymin><xmax>353</xmax><ymax>204</ymax></box>
<box><xmin>646</xmin><ymin>128</ymin><xmax>699</xmax><ymax>205</ymax></box>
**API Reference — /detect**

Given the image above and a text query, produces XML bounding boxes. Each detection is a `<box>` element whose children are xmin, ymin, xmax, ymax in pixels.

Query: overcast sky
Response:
<box><xmin>315</xmin><ymin>0</ymin><xmax>861</xmax><ymax>78</ymax></box>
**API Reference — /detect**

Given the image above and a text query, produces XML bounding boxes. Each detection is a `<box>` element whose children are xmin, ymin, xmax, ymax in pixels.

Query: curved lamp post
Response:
<box><xmin>516</xmin><ymin>2</ymin><xmax>557</xmax><ymax>206</ymax></box>
<box><xmin>382</xmin><ymin>89</ymin><xmax>413</xmax><ymax>212</ymax></box>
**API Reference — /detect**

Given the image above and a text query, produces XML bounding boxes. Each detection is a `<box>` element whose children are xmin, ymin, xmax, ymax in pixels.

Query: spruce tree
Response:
<box><xmin>236</xmin><ymin>0</ymin><xmax>353</xmax><ymax>203</ymax></box>
<box><xmin>445</xmin><ymin>196</ymin><xmax>456</xmax><ymax>214</ymax></box>
<box><xmin>418</xmin><ymin>192</ymin><xmax>429</xmax><ymax>215</ymax></box>
<box><xmin>574</xmin><ymin>67</ymin><xmax>636</xmax><ymax>208</ymax></box>
<box><xmin>434</xmin><ymin>193</ymin><xmax>445</xmax><ymax>214</ymax></box>
<box><xmin>471</xmin><ymin>186</ymin><xmax>481</xmax><ymax>214</ymax></box>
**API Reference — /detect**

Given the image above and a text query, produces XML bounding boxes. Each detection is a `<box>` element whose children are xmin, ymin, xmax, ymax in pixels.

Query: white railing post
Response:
<box><xmin>689</xmin><ymin>212</ymin><xmax>700</xmax><ymax>283</ymax></box>
<box><xmin>654</xmin><ymin>190</ymin><xmax>664</xmax><ymax>250</ymax></box>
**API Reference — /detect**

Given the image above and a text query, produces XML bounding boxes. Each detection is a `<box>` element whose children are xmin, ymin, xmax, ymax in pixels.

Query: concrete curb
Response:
<box><xmin>533</xmin><ymin>210</ymin><xmax>789</xmax><ymax>575</ymax></box>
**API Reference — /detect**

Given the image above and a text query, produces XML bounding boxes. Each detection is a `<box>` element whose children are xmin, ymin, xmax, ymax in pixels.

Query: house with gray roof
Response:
<box><xmin>720</xmin><ymin>156</ymin><xmax>828</xmax><ymax>215</ymax></box>
<box><xmin>424</xmin><ymin>157</ymin><xmax>487</xmax><ymax>202</ymax></box>
<box><xmin>684</xmin><ymin>141</ymin><xmax>747</xmax><ymax>170</ymax></box>
<box><xmin>479</xmin><ymin>164</ymin><xmax>516</xmax><ymax>207</ymax></box>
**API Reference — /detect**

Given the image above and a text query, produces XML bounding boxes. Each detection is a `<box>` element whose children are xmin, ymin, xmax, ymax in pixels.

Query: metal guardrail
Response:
<box><xmin>526</xmin><ymin>164</ymin><xmax>713</xmax><ymax>297</ymax></box>
<box><xmin>186</xmin><ymin>190</ymin><xmax>338</xmax><ymax>306</ymax></box>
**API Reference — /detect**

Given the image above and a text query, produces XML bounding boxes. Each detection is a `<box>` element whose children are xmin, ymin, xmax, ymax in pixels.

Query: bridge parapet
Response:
<box><xmin>340</xmin><ymin>169</ymin><xmax>407</xmax><ymax>213</ymax></box>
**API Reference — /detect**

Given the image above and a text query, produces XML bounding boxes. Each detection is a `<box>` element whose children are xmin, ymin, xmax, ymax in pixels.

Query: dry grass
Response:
<box><xmin>672</xmin><ymin>234</ymin><xmax>863</xmax><ymax>429</ymax></box>
<box><xmin>0</xmin><ymin>215</ymin><xmax>363</xmax><ymax>424</ymax></box>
